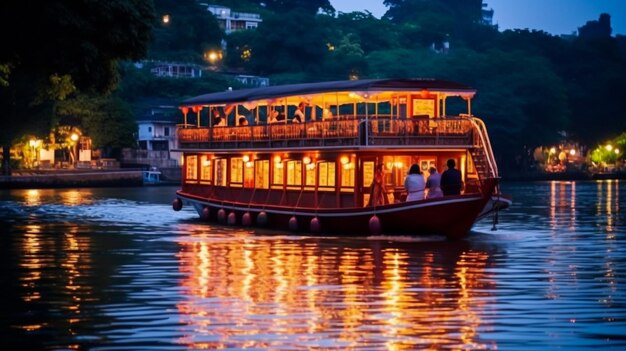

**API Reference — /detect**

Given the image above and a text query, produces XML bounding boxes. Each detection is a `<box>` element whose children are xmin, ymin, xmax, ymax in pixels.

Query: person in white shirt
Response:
<box><xmin>404</xmin><ymin>164</ymin><xmax>425</xmax><ymax>201</ymax></box>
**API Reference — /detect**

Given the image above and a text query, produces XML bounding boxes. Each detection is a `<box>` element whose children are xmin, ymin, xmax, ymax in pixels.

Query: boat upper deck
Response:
<box><xmin>177</xmin><ymin>115</ymin><xmax>481</xmax><ymax>151</ymax></box>
<box><xmin>177</xmin><ymin>78</ymin><xmax>487</xmax><ymax>152</ymax></box>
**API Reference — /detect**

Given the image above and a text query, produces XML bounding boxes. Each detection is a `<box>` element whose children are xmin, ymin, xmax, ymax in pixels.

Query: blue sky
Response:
<box><xmin>330</xmin><ymin>0</ymin><xmax>626</xmax><ymax>35</ymax></box>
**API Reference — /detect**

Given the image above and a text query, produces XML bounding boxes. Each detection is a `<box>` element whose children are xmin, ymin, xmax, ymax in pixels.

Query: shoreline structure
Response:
<box><xmin>0</xmin><ymin>169</ymin><xmax>622</xmax><ymax>189</ymax></box>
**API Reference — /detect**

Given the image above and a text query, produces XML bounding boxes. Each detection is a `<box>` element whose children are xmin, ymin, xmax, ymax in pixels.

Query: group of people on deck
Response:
<box><xmin>368</xmin><ymin>159</ymin><xmax>464</xmax><ymax>206</ymax></box>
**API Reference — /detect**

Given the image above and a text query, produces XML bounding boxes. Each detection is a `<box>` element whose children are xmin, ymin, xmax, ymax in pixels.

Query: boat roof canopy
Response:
<box><xmin>182</xmin><ymin>78</ymin><xmax>476</xmax><ymax>108</ymax></box>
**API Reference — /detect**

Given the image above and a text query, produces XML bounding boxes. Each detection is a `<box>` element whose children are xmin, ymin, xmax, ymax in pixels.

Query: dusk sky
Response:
<box><xmin>330</xmin><ymin>0</ymin><xmax>626</xmax><ymax>36</ymax></box>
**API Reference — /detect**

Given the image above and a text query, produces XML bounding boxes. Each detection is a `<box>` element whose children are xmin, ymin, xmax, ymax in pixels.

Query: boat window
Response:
<box><xmin>272</xmin><ymin>159</ymin><xmax>284</xmax><ymax>186</ymax></box>
<box><xmin>304</xmin><ymin>162</ymin><xmax>315</xmax><ymax>189</ymax></box>
<box><xmin>200</xmin><ymin>155</ymin><xmax>212</xmax><ymax>183</ymax></box>
<box><xmin>286</xmin><ymin>160</ymin><xmax>302</xmax><ymax>186</ymax></box>
<box><xmin>243</xmin><ymin>160</ymin><xmax>254</xmax><ymax>188</ymax></box>
<box><xmin>363</xmin><ymin>161</ymin><xmax>375</xmax><ymax>187</ymax></box>
<box><xmin>254</xmin><ymin>160</ymin><xmax>269</xmax><ymax>189</ymax></box>
<box><xmin>215</xmin><ymin>159</ymin><xmax>227</xmax><ymax>186</ymax></box>
<box><xmin>230</xmin><ymin>157</ymin><xmax>244</xmax><ymax>186</ymax></box>
<box><xmin>318</xmin><ymin>161</ymin><xmax>335</xmax><ymax>191</ymax></box>
<box><xmin>185</xmin><ymin>155</ymin><xmax>197</xmax><ymax>182</ymax></box>
<box><xmin>340</xmin><ymin>161</ymin><xmax>355</xmax><ymax>190</ymax></box>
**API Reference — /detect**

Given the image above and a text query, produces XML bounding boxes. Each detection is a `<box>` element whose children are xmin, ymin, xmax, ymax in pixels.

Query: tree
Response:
<box><xmin>578</xmin><ymin>13</ymin><xmax>612</xmax><ymax>39</ymax></box>
<box><xmin>150</xmin><ymin>0</ymin><xmax>223</xmax><ymax>63</ymax></box>
<box><xmin>257</xmin><ymin>0</ymin><xmax>334</xmax><ymax>15</ymax></box>
<box><xmin>248</xmin><ymin>11</ymin><xmax>328</xmax><ymax>77</ymax></box>
<box><xmin>0</xmin><ymin>0</ymin><xmax>154</xmax><ymax>175</ymax></box>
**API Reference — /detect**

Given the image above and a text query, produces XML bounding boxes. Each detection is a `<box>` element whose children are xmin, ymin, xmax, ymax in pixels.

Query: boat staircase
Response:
<box><xmin>469</xmin><ymin>117</ymin><xmax>499</xmax><ymax>185</ymax></box>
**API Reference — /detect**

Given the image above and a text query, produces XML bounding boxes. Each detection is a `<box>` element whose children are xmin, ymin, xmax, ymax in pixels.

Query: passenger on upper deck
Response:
<box><xmin>238</xmin><ymin>115</ymin><xmax>248</xmax><ymax>126</ymax></box>
<box><xmin>212</xmin><ymin>109</ymin><xmax>226</xmax><ymax>127</ymax></box>
<box><xmin>292</xmin><ymin>102</ymin><xmax>305</xmax><ymax>123</ymax></box>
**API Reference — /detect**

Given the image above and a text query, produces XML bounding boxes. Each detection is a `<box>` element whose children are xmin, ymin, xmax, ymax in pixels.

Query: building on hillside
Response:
<box><xmin>206</xmin><ymin>4</ymin><xmax>262</xmax><ymax>34</ymax></box>
<box><xmin>481</xmin><ymin>3</ymin><xmax>494</xmax><ymax>26</ymax></box>
<box><xmin>123</xmin><ymin>99</ymin><xmax>181</xmax><ymax>171</ymax></box>
<box><xmin>233</xmin><ymin>74</ymin><xmax>270</xmax><ymax>87</ymax></box>
<box><xmin>148</xmin><ymin>61</ymin><xmax>204</xmax><ymax>78</ymax></box>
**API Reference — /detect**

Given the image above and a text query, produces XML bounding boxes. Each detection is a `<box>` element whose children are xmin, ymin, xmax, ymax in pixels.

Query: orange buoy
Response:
<box><xmin>201</xmin><ymin>207</ymin><xmax>210</xmax><ymax>221</ymax></box>
<box><xmin>227</xmin><ymin>211</ymin><xmax>236</xmax><ymax>225</ymax></box>
<box><xmin>242</xmin><ymin>212</ymin><xmax>252</xmax><ymax>226</ymax></box>
<box><xmin>217</xmin><ymin>208</ymin><xmax>226</xmax><ymax>223</ymax></box>
<box><xmin>257</xmin><ymin>211</ymin><xmax>268</xmax><ymax>226</ymax></box>
<box><xmin>288</xmin><ymin>216</ymin><xmax>298</xmax><ymax>232</ymax></box>
<box><xmin>369</xmin><ymin>215</ymin><xmax>381</xmax><ymax>235</ymax></box>
<box><xmin>172</xmin><ymin>198</ymin><xmax>183</xmax><ymax>211</ymax></box>
<box><xmin>310</xmin><ymin>217</ymin><xmax>321</xmax><ymax>233</ymax></box>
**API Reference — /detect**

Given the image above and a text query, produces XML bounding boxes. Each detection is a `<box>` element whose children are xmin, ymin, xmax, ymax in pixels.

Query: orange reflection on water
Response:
<box><xmin>176</xmin><ymin>235</ymin><xmax>495</xmax><ymax>350</ymax></box>
<box><xmin>549</xmin><ymin>181</ymin><xmax>577</xmax><ymax>231</ymax></box>
<box><xmin>17</xmin><ymin>223</ymin><xmax>93</xmax><ymax>335</ymax></box>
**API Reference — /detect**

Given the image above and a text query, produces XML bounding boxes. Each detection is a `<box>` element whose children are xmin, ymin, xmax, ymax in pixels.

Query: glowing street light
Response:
<box><xmin>162</xmin><ymin>14</ymin><xmax>170</xmax><ymax>24</ymax></box>
<box><xmin>606</xmin><ymin>144</ymin><xmax>613</xmax><ymax>151</ymax></box>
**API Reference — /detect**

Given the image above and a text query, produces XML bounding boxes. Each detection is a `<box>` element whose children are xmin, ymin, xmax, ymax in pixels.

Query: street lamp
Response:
<box><xmin>70</xmin><ymin>133</ymin><xmax>79</xmax><ymax>166</ymax></box>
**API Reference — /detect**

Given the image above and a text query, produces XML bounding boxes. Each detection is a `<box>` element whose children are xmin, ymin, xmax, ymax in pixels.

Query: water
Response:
<box><xmin>0</xmin><ymin>181</ymin><xmax>624</xmax><ymax>350</ymax></box>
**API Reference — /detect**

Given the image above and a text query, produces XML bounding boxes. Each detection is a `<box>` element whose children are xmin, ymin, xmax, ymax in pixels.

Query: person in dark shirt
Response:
<box><xmin>440</xmin><ymin>159</ymin><xmax>463</xmax><ymax>195</ymax></box>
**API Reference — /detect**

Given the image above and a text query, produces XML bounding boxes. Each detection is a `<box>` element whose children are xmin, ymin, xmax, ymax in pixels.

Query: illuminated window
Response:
<box><xmin>200</xmin><ymin>155</ymin><xmax>212</xmax><ymax>183</ymax></box>
<box><xmin>243</xmin><ymin>160</ymin><xmax>254</xmax><ymax>188</ymax></box>
<box><xmin>273</xmin><ymin>159</ymin><xmax>284</xmax><ymax>186</ymax></box>
<box><xmin>305</xmin><ymin>163</ymin><xmax>316</xmax><ymax>188</ymax></box>
<box><xmin>255</xmin><ymin>160</ymin><xmax>269</xmax><ymax>189</ymax></box>
<box><xmin>230</xmin><ymin>157</ymin><xmax>243</xmax><ymax>185</ymax></box>
<box><xmin>185</xmin><ymin>155</ymin><xmax>197</xmax><ymax>181</ymax></box>
<box><xmin>341</xmin><ymin>162</ymin><xmax>355</xmax><ymax>188</ymax></box>
<box><xmin>286</xmin><ymin>160</ymin><xmax>302</xmax><ymax>186</ymax></box>
<box><xmin>318</xmin><ymin>161</ymin><xmax>335</xmax><ymax>190</ymax></box>
<box><xmin>215</xmin><ymin>158</ymin><xmax>227</xmax><ymax>186</ymax></box>
<box><xmin>363</xmin><ymin>161</ymin><xmax>375</xmax><ymax>186</ymax></box>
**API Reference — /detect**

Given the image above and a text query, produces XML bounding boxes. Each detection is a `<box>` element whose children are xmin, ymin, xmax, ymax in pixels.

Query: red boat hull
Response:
<box><xmin>176</xmin><ymin>178</ymin><xmax>499</xmax><ymax>239</ymax></box>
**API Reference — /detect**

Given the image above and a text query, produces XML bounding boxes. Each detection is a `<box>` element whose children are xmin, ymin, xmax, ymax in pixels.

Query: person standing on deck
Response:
<box><xmin>441</xmin><ymin>159</ymin><xmax>463</xmax><ymax>195</ymax></box>
<box><xmin>404</xmin><ymin>164</ymin><xmax>425</xmax><ymax>201</ymax></box>
<box><xmin>425</xmin><ymin>166</ymin><xmax>443</xmax><ymax>198</ymax></box>
<box><xmin>368</xmin><ymin>164</ymin><xmax>389</xmax><ymax>206</ymax></box>
<box><xmin>293</xmin><ymin>102</ymin><xmax>305</xmax><ymax>123</ymax></box>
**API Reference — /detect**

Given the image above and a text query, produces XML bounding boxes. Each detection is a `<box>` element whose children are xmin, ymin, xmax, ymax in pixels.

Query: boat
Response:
<box><xmin>172</xmin><ymin>78</ymin><xmax>511</xmax><ymax>239</ymax></box>
<box><xmin>143</xmin><ymin>167</ymin><xmax>162</xmax><ymax>185</ymax></box>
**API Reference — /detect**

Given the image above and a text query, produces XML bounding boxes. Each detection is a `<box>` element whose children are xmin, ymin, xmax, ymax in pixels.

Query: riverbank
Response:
<box><xmin>0</xmin><ymin>169</ymin><xmax>145</xmax><ymax>189</ymax></box>
<box><xmin>503</xmin><ymin>170</ymin><xmax>626</xmax><ymax>181</ymax></box>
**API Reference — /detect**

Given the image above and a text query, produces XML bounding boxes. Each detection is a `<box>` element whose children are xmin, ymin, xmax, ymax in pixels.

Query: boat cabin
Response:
<box><xmin>177</xmin><ymin>79</ymin><xmax>497</xmax><ymax>208</ymax></box>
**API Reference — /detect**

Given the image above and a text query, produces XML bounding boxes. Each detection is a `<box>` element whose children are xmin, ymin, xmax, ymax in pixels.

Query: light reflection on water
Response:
<box><xmin>0</xmin><ymin>181</ymin><xmax>624</xmax><ymax>350</ymax></box>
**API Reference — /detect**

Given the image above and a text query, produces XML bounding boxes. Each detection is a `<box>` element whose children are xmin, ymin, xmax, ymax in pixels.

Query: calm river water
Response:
<box><xmin>1</xmin><ymin>181</ymin><xmax>624</xmax><ymax>350</ymax></box>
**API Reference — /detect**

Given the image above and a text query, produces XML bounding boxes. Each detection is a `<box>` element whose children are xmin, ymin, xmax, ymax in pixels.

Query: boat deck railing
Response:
<box><xmin>177</xmin><ymin>115</ymin><xmax>477</xmax><ymax>149</ymax></box>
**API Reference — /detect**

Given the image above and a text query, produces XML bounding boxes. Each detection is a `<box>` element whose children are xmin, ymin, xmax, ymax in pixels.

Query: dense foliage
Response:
<box><xmin>0</xmin><ymin>0</ymin><xmax>154</xmax><ymax>174</ymax></box>
<box><xmin>2</xmin><ymin>0</ymin><xmax>625</xmax><ymax>175</ymax></box>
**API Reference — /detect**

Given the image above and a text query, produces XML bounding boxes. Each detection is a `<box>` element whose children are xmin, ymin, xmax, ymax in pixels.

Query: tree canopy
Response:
<box><xmin>0</xmin><ymin>0</ymin><xmax>154</xmax><ymax>174</ymax></box>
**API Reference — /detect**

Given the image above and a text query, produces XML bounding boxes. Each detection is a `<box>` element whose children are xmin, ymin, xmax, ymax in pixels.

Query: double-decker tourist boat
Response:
<box><xmin>172</xmin><ymin>78</ymin><xmax>511</xmax><ymax>239</ymax></box>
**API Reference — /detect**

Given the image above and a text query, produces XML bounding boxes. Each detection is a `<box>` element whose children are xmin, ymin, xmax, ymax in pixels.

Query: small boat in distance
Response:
<box><xmin>172</xmin><ymin>78</ymin><xmax>511</xmax><ymax>239</ymax></box>
<box><xmin>143</xmin><ymin>167</ymin><xmax>162</xmax><ymax>185</ymax></box>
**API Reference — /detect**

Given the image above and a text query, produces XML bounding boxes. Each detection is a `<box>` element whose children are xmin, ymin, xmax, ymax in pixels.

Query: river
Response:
<box><xmin>0</xmin><ymin>181</ymin><xmax>624</xmax><ymax>350</ymax></box>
